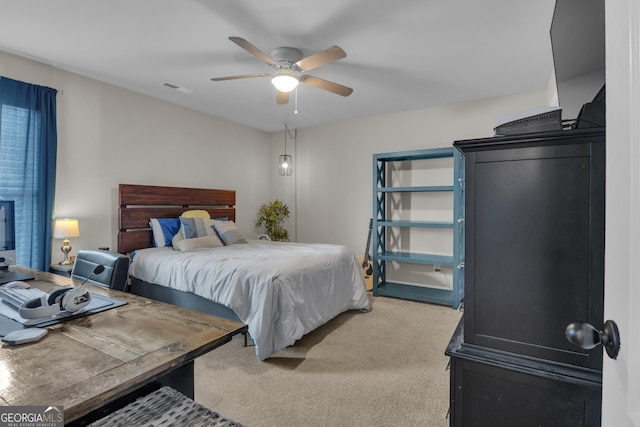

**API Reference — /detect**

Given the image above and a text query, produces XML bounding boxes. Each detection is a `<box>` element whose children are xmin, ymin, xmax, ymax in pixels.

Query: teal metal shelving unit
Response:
<box><xmin>372</xmin><ymin>147</ymin><xmax>464</xmax><ymax>308</ymax></box>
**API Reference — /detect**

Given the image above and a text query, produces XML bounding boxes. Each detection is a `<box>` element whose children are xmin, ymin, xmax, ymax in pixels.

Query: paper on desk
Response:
<box><xmin>0</xmin><ymin>292</ymin><xmax>122</xmax><ymax>326</ymax></box>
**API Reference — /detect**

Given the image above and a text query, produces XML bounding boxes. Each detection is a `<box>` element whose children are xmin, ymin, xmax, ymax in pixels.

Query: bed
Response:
<box><xmin>118</xmin><ymin>184</ymin><xmax>370</xmax><ymax>360</ymax></box>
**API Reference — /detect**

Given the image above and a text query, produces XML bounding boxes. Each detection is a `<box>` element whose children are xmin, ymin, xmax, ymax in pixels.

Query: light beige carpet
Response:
<box><xmin>195</xmin><ymin>294</ymin><xmax>462</xmax><ymax>427</ymax></box>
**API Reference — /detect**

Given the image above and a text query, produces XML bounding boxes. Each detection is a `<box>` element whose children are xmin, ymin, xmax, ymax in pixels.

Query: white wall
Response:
<box><xmin>269</xmin><ymin>89</ymin><xmax>550</xmax><ymax>256</ymax></box>
<box><xmin>0</xmin><ymin>51</ymin><xmax>270</xmax><ymax>263</ymax></box>
<box><xmin>557</xmin><ymin>69</ymin><xmax>606</xmax><ymax>120</ymax></box>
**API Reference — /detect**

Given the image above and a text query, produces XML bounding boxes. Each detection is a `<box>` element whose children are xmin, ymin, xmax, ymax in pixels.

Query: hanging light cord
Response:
<box><xmin>284</xmin><ymin>124</ymin><xmax>297</xmax><ymax>147</ymax></box>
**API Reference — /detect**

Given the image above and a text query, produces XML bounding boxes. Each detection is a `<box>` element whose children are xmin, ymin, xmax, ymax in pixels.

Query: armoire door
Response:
<box><xmin>459</xmin><ymin>130</ymin><xmax>605</xmax><ymax>370</ymax></box>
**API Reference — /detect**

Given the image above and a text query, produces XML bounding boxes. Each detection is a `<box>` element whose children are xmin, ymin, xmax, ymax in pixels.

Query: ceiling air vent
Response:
<box><xmin>161</xmin><ymin>82</ymin><xmax>193</xmax><ymax>94</ymax></box>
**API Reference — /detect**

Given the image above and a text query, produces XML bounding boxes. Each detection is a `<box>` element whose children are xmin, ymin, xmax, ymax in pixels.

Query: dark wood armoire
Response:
<box><xmin>446</xmin><ymin>128</ymin><xmax>605</xmax><ymax>426</ymax></box>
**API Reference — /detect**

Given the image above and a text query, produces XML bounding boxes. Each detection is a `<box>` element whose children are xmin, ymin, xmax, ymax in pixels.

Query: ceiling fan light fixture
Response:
<box><xmin>212</xmin><ymin>37</ymin><xmax>351</xmax><ymax>104</ymax></box>
<box><xmin>272</xmin><ymin>72</ymin><xmax>299</xmax><ymax>93</ymax></box>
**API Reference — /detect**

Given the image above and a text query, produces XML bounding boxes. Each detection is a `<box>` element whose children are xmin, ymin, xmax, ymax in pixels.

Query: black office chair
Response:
<box><xmin>71</xmin><ymin>250</ymin><xmax>130</xmax><ymax>292</ymax></box>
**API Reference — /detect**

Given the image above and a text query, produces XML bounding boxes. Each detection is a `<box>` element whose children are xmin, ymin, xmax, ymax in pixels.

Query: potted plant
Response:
<box><xmin>255</xmin><ymin>199</ymin><xmax>290</xmax><ymax>241</ymax></box>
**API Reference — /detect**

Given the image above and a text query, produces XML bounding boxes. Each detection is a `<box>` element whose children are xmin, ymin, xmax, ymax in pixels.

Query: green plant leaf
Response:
<box><xmin>255</xmin><ymin>199</ymin><xmax>290</xmax><ymax>241</ymax></box>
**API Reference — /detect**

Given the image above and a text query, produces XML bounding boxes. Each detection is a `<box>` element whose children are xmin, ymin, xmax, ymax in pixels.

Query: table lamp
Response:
<box><xmin>53</xmin><ymin>218</ymin><xmax>80</xmax><ymax>265</ymax></box>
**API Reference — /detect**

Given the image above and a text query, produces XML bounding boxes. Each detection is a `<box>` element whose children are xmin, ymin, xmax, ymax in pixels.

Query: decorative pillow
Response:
<box><xmin>182</xmin><ymin>210</ymin><xmax>211</xmax><ymax>219</ymax></box>
<box><xmin>149</xmin><ymin>218</ymin><xmax>180</xmax><ymax>247</ymax></box>
<box><xmin>180</xmin><ymin>217</ymin><xmax>221</xmax><ymax>239</ymax></box>
<box><xmin>171</xmin><ymin>231</ymin><xmax>184</xmax><ymax>250</ymax></box>
<box><xmin>172</xmin><ymin>210</ymin><xmax>211</xmax><ymax>249</ymax></box>
<box><xmin>176</xmin><ymin>235</ymin><xmax>224</xmax><ymax>251</ymax></box>
<box><xmin>213</xmin><ymin>220</ymin><xmax>248</xmax><ymax>245</ymax></box>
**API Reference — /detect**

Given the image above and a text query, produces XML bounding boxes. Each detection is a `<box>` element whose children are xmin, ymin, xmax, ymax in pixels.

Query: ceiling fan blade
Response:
<box><xmin>211</xmin><ymin>73</ymin><xmax>269</xmax><ymax>81</ymax></box>
<box><xmin>229</xmin><ymin>36</ymin><xmax>277</xmax><ymax>66</ymax></box>
<box><xmin>276</xmin><ymin>91</ymin><xmax>290</xmax><ymax>105</ymax></box>
<box><xmin>295</xmin><ymin>46</ymin><xmax>346</xmax><ymax>71</ymax></box>
<box><xmin>302</xmin><ymin>75</ymin><xmax>353</xmax><ymax>97</ymax></box>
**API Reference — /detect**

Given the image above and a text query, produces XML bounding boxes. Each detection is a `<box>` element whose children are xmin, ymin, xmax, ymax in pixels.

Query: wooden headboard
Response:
<box><xmin>118</xmin><ymin>184</ymin><xmax>236</xmax><ymax>254</ymax></box>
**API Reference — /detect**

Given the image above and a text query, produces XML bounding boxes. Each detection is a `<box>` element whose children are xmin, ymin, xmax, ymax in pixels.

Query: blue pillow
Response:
<box><xmin>214</xmin><ymin>217</ymin><xmax>228</xmax><ymax>221</ymax></box>
<box><xmin>150</xmin><ymin>218</ymin><xmax>180</xmax><ymax>247</ymax></box>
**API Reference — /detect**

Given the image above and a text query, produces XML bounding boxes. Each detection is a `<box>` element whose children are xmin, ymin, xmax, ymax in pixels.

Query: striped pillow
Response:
<box><xmin>180</xmin><ymin>217</ymin><xmax>223</xmax><ymax>244</ymax></box>
<box><xmin>213</xmin><ymin>220</ymin><xmax>247</xmax><ymax>245</ymax></box>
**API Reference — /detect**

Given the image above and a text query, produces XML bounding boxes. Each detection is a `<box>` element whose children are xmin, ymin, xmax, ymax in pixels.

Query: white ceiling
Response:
<box><xmin>0</xmin><ymin>0</ymin><xmax>556</xmax><ymax>132</ymax></box>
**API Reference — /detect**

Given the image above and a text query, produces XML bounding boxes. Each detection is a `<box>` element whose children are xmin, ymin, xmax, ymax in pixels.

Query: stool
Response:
<box><xmin>89</xmin><ymin>386</ymin><xmax>244</xmax><ymax>427</ymax></box>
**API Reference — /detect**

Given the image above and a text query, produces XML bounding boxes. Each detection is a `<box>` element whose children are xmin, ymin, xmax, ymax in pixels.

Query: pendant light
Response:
<box><xmin>279</xmin><ymin>125</ymin><xmax>295</xmax><ymax>176</ymax></box>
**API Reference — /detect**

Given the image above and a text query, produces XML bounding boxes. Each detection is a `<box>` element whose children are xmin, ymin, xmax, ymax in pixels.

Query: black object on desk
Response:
<box><xmin>0</xmin><ymin>269</ymin><xmax>35</xmax><ymax>285</ymax></box>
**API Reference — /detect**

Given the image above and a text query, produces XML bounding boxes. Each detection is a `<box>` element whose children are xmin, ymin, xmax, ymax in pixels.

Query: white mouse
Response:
<box><xmin>1</xmin><ymin>281</ymin><xmax>30</xmax><ymax>289</ymax></box>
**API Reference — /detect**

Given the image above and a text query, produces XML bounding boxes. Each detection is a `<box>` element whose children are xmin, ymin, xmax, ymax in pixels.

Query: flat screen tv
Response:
<box><xmin>550</xmin><ymin>0</ymin><xmax>605</xmax><ymax>122</ymax></box>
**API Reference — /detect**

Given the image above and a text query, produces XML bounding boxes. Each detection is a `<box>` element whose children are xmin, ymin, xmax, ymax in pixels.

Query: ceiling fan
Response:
<box><xmin>211</xmin><ymin>36</ymin><xmax>353</xmax><ymax>105</ymax></box>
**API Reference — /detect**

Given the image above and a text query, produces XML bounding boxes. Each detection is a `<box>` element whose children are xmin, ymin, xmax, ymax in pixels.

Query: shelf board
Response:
<box><xmin>374</xmin><ymin>282</ymin><xmax>455</xmax><ymax>306</ymax></box>
<box><xmin>377</xmin><ymin>220</ymin><xmax>453</xmax><ymax>228</ymax></box>
<box><xmin>377</xmin><ymin>251</ymin><xmax>454</xmax><ymax>266</ymax></box>
<box><xmin>374</xmin><ymin>147</ymin><xmax>454</xmax><ymax>162</ymax></box>
<box><xmin>378</xmin><ymin>185</ymin><xmax>454</xmax><ymax>193</ymax></box>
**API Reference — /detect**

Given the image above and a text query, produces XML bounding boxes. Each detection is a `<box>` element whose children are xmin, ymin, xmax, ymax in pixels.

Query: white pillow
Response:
<box><xmin>176</xmin><ymin>235</ymin><xmax>224</xmax><ymax>251</ymax></box>
<box><xmin>213</xmin><ymin>220</ymin><xmax>248</xmax><ymax>245</ymax></box>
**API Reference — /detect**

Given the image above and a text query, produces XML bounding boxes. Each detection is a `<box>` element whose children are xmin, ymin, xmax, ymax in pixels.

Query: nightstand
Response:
<box><xmin>49</xmin><ymin>263</ymin><xmax>73</xmax><ymax>277</ymax></box>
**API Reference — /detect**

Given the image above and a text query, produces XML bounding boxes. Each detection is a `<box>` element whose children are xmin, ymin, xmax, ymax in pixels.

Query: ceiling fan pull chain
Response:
<box><xmin>294</xmin><ymin>87</ymin><xmax>298</xmax><ymax>114</ymax></box>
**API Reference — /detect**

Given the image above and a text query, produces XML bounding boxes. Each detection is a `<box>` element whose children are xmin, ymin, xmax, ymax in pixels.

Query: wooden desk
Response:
<box><xmin>0</xmin><ymin>266</ymin><xmax>246</xmax><ymax>425</ymax></box>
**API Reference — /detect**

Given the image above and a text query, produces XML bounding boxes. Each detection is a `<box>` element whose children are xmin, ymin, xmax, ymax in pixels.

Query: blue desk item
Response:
<box><xmin>0</xmin><ymin>314</ymin><xmax>27</xmax><ymax>336</ymax></box>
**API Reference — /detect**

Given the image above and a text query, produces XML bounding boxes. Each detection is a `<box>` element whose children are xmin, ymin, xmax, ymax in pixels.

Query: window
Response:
<box><xmin>0</xmin><ymin>76</ymin><xmax>57</xmax><ymax>270</ymax></box>
<box><xmin>0</xmin><ymin>104</ymin><xmax>42</xmax><ymax>265</ymax></box>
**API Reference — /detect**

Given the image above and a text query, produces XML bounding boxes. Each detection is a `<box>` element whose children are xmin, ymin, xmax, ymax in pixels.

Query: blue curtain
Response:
<box><xmin>0</xmin><ymin>76</ymin><xmax>57</xmax><ymax>270</ymax></box>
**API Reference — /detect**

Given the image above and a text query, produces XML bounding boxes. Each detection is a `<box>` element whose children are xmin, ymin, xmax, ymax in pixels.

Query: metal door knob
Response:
<box><xmin>565</xmin><ymin>320</ymin><xmax>620</xmax><ymax>360</ymax></box>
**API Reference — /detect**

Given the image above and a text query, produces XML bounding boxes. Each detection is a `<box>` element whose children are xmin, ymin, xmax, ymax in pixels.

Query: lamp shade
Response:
<box><xmin>53</xmin><ymin>219</ymin><xmax>80</xmax><ymax>239</ymax></box>
<box><xmin>279</xmin><ymin>154</ymin><xmax>293</xmax><ymax>176</ymax></box>
<box><xmin>272</xmin><ymin>72</ymin><xmax>299</xmax><ymax>93</ymax></box>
